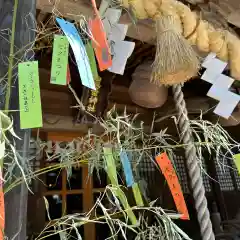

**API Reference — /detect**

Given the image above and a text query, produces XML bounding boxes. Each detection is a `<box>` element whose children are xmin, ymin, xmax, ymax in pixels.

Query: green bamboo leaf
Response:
<box><xmin>112</xmin><ymin>187</ymin><xmax>138</xmax><ymax>226</ymax></box>
<box><xmin>43</xmin><ymin>196</ymin><xmax>51</xmax><ymax>221</ymax></box>
<box><xmin>0</xmin><ymin>111</ymin><xmax>20</xmax><ymax>140</ymax></box>
<box><xmin>85</xmin><ymin>41</ymin><xmax>98</xmax><ymax>80</ymax></box>
<box><xmin>234</xmin><ymin>154</ymin><xmax>240</xmax><ymax>174</ymax></box>
<box><xmin>103</xmin><ymin>147</ymin><xmax>137</xmax><ymax>225</ymax></box>
<box><xmin>0</xmin><ymin>142</ymin><xmax>5</xmax><ymax>160</ymax></box>
<box><xmin>103</xmin><ymin>146</ymin><xmax>118</xmax><ymax>185</ymax></box>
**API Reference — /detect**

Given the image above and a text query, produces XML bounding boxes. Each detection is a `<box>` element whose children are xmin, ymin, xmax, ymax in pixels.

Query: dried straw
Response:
<box><xmin>151</xmin><ymin>13</ymin><xmax>200</xmax><ymax>85</ymax></box>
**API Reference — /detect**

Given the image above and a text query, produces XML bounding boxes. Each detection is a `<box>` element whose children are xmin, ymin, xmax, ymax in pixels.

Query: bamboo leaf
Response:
<box><xmin>0</xmin><ymin>142</ymin><xmax>5</xmax><ymax>160</ymax></box>
<box><xmin>43</xmin><ymin>196</ymin><xmax>51</xmax><ymax>221</ymax></box>
<box><xmin>111</xmin><ymin>186</ymin><xmax>138</xmax><ymax>226</ymax></box>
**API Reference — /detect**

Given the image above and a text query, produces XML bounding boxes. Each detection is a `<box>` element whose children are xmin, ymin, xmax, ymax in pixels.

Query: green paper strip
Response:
<box><xmin>103</xmin><ymin>147</ymin><xmax>137</xmax><ymax>225</ymax></box>
<box><xmin>132</xmin><ymin>182</ymin><xmax>144</xmax><ymax>207</ymax></box>
<box><xmin>103</xmin><ymin>147</ymin><xmax>118</xmax><ymax>185</ymax></box>
<box><xmin>85</xmin><ymin>41</ymin><xmax>99</xmax><ymax>80</ymax></box>
<box><xmin>234</xmin><ymin>154</ymin><xmax>240</xmax><ymax>174</ymax></box>
<box><xmin>50</xmin><ymin>35</ymin><xmax>69</xmax><ymax>85</ymax></box>
<box><xmin>18</xmin><ymin>61</ymin><xmax>42</xmax><ymax>129</ymax></box>
<box><xmin>114</xmin><ymin>187</ymin><xmax>138</xmax><ymax>226</ymax></box>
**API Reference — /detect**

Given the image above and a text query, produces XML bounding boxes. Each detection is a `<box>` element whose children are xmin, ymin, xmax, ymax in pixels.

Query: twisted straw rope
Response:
<box><xmin>121</xmin><ymin>0</ymin><xmax>240</xmax><ymax>80</ymax></box>
<box><xmin>172</xmin><ymin>84</ymin><xmax>215</xmax><ymax>240</ymax></box>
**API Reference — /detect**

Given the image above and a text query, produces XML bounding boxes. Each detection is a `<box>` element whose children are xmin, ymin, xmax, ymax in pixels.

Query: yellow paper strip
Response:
<box><xmin>234</xmin><ymin>154</ymin><xmax>240</xmax><ymax>174</ymax></box>
<box><xmin>132</xmin><ymin>182</ymin><xmax>144</xmax><ymax>207</ymax></box>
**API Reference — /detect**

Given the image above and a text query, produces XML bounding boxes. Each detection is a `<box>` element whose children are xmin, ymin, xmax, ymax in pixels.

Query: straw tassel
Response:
<box><xmin>151</xmin><ymin>12</ymin><xmax>199</xmax><ymax>85</ymax></box>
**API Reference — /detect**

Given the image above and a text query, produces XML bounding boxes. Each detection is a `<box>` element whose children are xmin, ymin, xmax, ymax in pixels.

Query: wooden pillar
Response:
<box><xmin>0</xmin><ymin>0</ymin><xmax>36</xmax><ymax>239</ymax></box>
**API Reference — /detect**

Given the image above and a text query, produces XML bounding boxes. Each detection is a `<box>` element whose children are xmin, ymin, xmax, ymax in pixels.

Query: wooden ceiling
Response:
<box><xmin>34</xmin><ymin>0</ymin><xmax>240</xmax><ymax>133</ymax></box>
<box><xmin>36</xmin><ymin>0</ymin><xmax>240</xmax><ymax>43</ymax></box>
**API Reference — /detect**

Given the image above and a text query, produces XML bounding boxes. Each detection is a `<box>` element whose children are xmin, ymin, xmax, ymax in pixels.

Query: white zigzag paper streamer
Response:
<box><xmin>201</xmin><ymin>52</ymin><xmax>240</xmax><ymax>119</ymax></box>
<box><xmin>101</xmin><ymin>7</ymin><xmax>135</xmax><ymax>75</ymax></box>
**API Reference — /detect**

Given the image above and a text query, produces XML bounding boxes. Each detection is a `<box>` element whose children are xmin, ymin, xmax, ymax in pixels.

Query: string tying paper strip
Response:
<box><xmin>201</xmin><ymin>52</ymin><xmax>240</xmax><ymax>119</ymax></box>
<box><xmin>156</xmin><ymin>152</ymin><xmax>189</xmax><ymax>220</ymax></box>
<box><xmin>56</xmin><ymin>18</ymin><xmax>95</xmax><ymax>90</ymax></box>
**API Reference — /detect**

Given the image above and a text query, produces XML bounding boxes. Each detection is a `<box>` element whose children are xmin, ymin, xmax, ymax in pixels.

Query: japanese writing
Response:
<box><xmin>55</xmin><ymin>43</ymin><xmax>66</xmax><ymax>78</ymax></box>
<box><xmin>29</xmin><ymin>71</ymin><xmax>36</xmax><ymax>104</ymax></box>
<box><xmin>22</xmin><ymin>84</ymin><xmax>29</xmax><ymax>112</ymax></box>
<box><xmin>156</xmin><ymin>153</ymin><xmax>189</xmax><ymax>220</ymax></box>
<box><xmin>51</xmin><ymin>36</ymin><xmax>69</xmax><ymax>84</ymax></box>
<box><xmin>87</xmin><ymin>76</ymin><xmax>102</xmax><ymax>113</ymax></box>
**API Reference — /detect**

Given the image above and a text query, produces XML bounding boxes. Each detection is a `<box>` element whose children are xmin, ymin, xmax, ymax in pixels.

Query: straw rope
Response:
<box><xmin>172</xmin><ymin>84</ymin><xmax>215</xmax><ymax>240</ymax></box>
<box><xmin>121</xmin><ymin>0</ymin><xmax>240</xmax><ymax>80</ymax></box>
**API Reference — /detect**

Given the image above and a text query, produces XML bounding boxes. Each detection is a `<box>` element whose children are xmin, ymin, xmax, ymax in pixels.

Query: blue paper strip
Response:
<box><xmin>56</xmin><ymin>18</ymin><xmax>96</xmax><ymax>90</ymax></box>
<box><xmin>120</xmin><ymin>150</ymin><xmax>134</xmax><ymax>187</ymax></box>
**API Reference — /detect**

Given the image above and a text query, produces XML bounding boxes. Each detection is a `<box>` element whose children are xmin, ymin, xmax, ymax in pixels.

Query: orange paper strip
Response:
<box><xmin>90</xmin><ymin>0</ymin><xmax>112</xmax><ymax>71</ymax></box>
<box><xmin>67</xmin><ymin>64</ymin><xmax>71</xmax><ymax>84</ymax></box>
<box><xmin>156</xmin><ymin>152</ymin><xmax>189</xmax><ymax>220</ymax></box>
<box><xmin>90</xmin><ymin>18</ymin><xmax>112</xmax><ymax>71</ymax></box>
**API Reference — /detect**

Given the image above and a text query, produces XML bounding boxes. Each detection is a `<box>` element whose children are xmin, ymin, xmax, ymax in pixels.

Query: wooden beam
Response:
<box><xmin>36</xmin><ymin>0</ymin><xmax>156</xmax><ymax>43</ymax></box>
<box><xmin>36</xmin><ymin>0</ymin><xmax>240</xmax><ymax>46</ymax></box>
<box><xmin>47</xmin><ymin>131</ymin><xmax>86</xmax><ymax>142</ymax></box>
<box><xmin>41</xmin><ymin>113</ymin><xmax>104</xmax><ymax>133</ymax></box>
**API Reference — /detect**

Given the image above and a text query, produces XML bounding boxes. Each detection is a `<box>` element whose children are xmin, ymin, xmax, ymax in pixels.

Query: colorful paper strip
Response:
<box><xmin>156</xmin><ymin>152</ymin><xmax>189</xmax><ymax>220</ymax></box>
<box><xmin>56</xmin><ymin>18</ymin><xmax>95</xmax><ymax>90</ymax></box>
<box><xmin>234</xmin><ymin>154</ymin><xmax>240</xmax><ymax>174</ymax></box>
<box><xmin>67</xmin><ymin>64</ymin><xmax>71</xmax><ymax>84</ymax></box>
<box><xmin>90</xmin><ymin>18</ymin><xmax>112</xmax><ymax>71</ymax></box>
<box><xmin>90</xmin><ymin>0</ymin><xmax>111</xmax><ymax>71</ymax></box>
<box><xmin>112</xmin><ymin>187</ymin><xmax>138</xmax><ymax>225</ymax></box>
<box><xmin>99</xmin><ymin>0</ymin><xmax>110</xmax><ymax>16</ymax></box>
<box><xmin>120</xmin><ymin>151</ymin><xmax>144</xmax><ymax>207</ymax></box>
<box><xmin>132</xmin><ymin>182</ymin><xmax>144</xmax><ymax>207</ymax></box>
<box><xmin>103</xmin><ymin>147</ymin><xmax>137</xmax><ymax>225</ymax></box>
<box><xmin>120</xmin><ymin>150</ymin><xmax>134</xmax><ymax>187</ymax></box>
<box><xmin>108</xmin><ymin>41</ymin><xmax>135</xmax><ymax>75</ymax></box>
<box><xmin>50</xmin><ymin>35</ymin><xmax>69</xmax><ymax>85</ymax></box>
<box><xmin>103</xmin><ymin>147</ymin><xmax>118</xmax><ymax>185</ymax></box>
<box><xmin>18</xmin><ymin>61</ymin><xmax>42</xmax><ymax>129</ymax></box>
<box><xmin>85</xmin><ymin>41</ymin><xmax>99</xmax><ymax>80</ymax></box>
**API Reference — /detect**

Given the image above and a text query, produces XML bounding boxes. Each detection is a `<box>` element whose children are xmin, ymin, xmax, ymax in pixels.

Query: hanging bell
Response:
<box><xmin>129</xmin><ymin>61</ymin><xmax>168</xmax><ymax>108</ymax></box>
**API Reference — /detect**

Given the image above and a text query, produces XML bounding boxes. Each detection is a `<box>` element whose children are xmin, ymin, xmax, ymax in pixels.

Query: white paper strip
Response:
<box><xmin>108</xmin><ymin>41</ymin><xmax>135</xmax><ymax>75</ymax></box>
<box><xmin>214</xmin><ymin>92</ymin><xmax>240</xmax><ymax>119</ymax></box>
<box><xmin>108</xmin><ymin>24</ymin><xmax>128</xmax><ymax>42</ymax></box>
<box><xmin>99</xmin><ymin>0</ymin><xmax>110</xmax><ymax>16</ymax></box>
<box><xmin>104</xmin><ymin>8</ymin><xmax>122</xmax><ymax>25</ymax></box>
<box><xmin>201</xmin><ymin>52</ymin><xmax>240</xmax><ymax>119</ymax></box>
<box><xmin>101</xmin><ymin>6</ymin><xmax>134</xmax><ymax>75</ymax></box>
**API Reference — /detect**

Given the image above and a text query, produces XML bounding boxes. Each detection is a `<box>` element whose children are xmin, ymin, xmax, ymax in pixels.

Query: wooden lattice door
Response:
<box><xmin>28</xmin><ymin>132</ymin><xmax>108</xmax><ymax>240</ymax></box>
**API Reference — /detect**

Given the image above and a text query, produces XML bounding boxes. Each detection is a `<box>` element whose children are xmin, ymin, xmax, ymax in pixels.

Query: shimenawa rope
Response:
<box><xmin>121</xmin><ymin>0</ymin><xmax>240</xmax><ymax>81</ymax></box>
